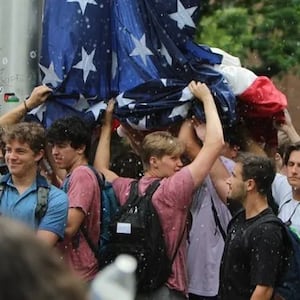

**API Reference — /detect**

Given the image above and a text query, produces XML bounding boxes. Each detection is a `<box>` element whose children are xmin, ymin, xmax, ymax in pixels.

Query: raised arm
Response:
<box><xmin>93</xmin><ymin>99</ymin><xmax>119</xmax><ymax>182</ymax></box>
<box><xmin>178</xmin><ymin>118</ymin><xmax>230</xmax><ymax>202</ymax></box>
<box><xmin>0</xmin><ymin>85</ymin><xmax>52</xmax><ymax>126</ymax></box>
<box><xmin>185</xmin><ymin>81</ymin><xmax>224</xmax><ymax>188</ymax></box>
<box><xmin>275</xmin><ymin>108</ymin><xmax>300</xmax><ymax>144</ymax></box>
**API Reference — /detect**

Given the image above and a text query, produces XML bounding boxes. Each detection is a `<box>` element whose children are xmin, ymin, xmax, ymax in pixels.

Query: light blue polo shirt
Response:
<box><xmin>0</xmin><ymin>174</ymin><xmax>68</xmax><ymax>239</ymax></box>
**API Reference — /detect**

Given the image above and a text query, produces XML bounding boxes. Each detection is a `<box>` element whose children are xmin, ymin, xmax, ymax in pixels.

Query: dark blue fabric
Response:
<box><xmin>36</xmin><ymin>0</ymin><xmax>236</xmax><ymax>129</ymax></box>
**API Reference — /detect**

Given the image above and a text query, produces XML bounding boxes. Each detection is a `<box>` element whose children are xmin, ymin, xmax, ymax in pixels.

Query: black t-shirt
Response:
<box><xmin>219</xmin><ymin>208</ymin><xmax>284</xmax><ymax>300</ymax></box>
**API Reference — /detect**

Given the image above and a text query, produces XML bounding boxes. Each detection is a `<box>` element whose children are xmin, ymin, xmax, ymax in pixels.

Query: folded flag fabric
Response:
<box><xmin>31</xmin><ymin>0</ymin><xmax>236</xmax><ymax>129</ymax></box>
<box><xmin>213</xmin><ymin>62</ymin><xmax>287</xmax><ymax>118</ymax></box>
<box><xmin>212</xmin><ymin>58</ymin><xmax>287</xmax><ymax>148</ymax></box>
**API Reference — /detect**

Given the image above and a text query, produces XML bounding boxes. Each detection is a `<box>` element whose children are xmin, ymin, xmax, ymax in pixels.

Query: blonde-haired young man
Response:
<box><xmin>95</xmin><ymin>81</ymin><xmax>224</xmax><ymax>299</ymax></box>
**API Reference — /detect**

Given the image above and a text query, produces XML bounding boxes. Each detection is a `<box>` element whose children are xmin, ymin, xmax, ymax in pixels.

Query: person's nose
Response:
<box><xmin>226</xmin><ymin>176</ymin><xmax>231</xmax><ymax>186</ymax></box>
<box><xmin>177</xmin><ymin>158</ymin><xmax>183</xmax><ymax>167</ymax></box>
<box><xmin>291</xmin><ymin>165</ymin><xmax>299</xmax><ymax>175</ymax></box>
<box><xmin>51</xmin><ymin>145</ymin><xmax>59</xmax><ymax>155</ymax></box>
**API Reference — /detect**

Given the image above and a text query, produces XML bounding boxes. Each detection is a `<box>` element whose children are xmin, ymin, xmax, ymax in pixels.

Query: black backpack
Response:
<box><xmin>244</xmin><ymin>214</ymin><xmax>300</xmax><ymax>300</ymax></box>
<box><xmin>99</xmin><ymin>179</ymin><xmax>173</xmax><ymax>293</ymax></box>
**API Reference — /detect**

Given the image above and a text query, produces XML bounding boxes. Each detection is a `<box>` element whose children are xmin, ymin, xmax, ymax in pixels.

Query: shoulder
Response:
<box><xmin>272</xmin><ymin>173</ymin><xmax>292</xmax><ymax>205</ymax></box>
<box><xmin>69</xmin><ymin>165</ymin><xmax>98</xmax><ymax>185</ymax></box>
<box><xmin>248</xmin><ymin>213</ymin><xmax>284</xmax><ymax>244</ymax></box>
<box><xmin>161</xmin><ymin>166</ymin><xmax>194</xmax><ymax>190</ymax></box>
<box><xmin>48</xmin><ymin>185</ymin><xmax>68</xmax><ymax>206</ymax></box>
<box><xmin>48</xmin><ymin>184</ymin><xmax>68</xmax><ymax>199</ymax></box>
<box><xmin>112</xmin><ymin>177</ymin><xmax>136</xmax><ymax>206</ymax></box>
<box><xmin>112</xmin><ymin>177</ymin><xmax>135</xmax><ymax>188</ymax></box>
<box><xmin>71</xmin><ymin>165</ymin><xmax>95</xmax><ymax>177</ymax></box>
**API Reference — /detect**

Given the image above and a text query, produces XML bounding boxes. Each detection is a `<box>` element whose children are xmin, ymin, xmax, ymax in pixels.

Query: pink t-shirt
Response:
<box><xmin>57</xmin><ymin>166</ymin><xmax>100</xmax><ymax>281</ymax></box>
<box><xmin>112</xmin><ymin>166</ymin><xmax>195</xmax><ymax>295</ymax></box>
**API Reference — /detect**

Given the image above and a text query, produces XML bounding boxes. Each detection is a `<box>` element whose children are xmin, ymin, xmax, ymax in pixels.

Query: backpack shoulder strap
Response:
<box><xmin>87</xmin><ymin>165</ymin><xmax>105</xmax><ymax>187</ymax></box>
<box><xmin>0</xmin><ymin>182</ymin><xmax>5</xmax><ymax>200</ymax></box>
<box><xmin>125</xmin><ymin>179</ymin><xmax>160</xmax><ymax>207</ymax></box>
<box><xmin>35</xmin><ymin>175</ymin><xmax>50</xmax><ymax>223</ymax></box>
<box><xmin>243</xmin><ymin>213</ymin><xmax>283</xmax><ymax>248</ymax></box>
<box><xmin>0</xmin><ymin>174</ymin><xmax>10</xmax><ymax>201</ymax></box>
<box><xmin>210</xmin><ymin>197</ymin><xmax>227</xmax><ymax>241</ymax></box>
<box><xmin>36</xmin><ymin>186</ymin><xmax>50</xmax><ymax>223</ymax></box>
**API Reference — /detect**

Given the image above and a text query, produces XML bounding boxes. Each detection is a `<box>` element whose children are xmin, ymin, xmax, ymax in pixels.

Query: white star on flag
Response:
<box><xmin>73</xmin><ymin>47</ymin><xmax>97</xmax><ymax>82</ymax></box>
<box><xmin>67</xmin><ymin>0</ymin><xmax>97</xmax><ymax>15</ymax></box>
<box><xmin>87</xmin><ymin>101</ymin><xmax>107</xmax><ymax>120</ymax></box>
<box><xmin>160</xmin><ymin>43</ymin><xmax>172</xmax><ymax>65</ymax></box>
<box><xmin>161</xmin><ymin>79</ymin><xmax>168</xmax><ymax>86</ymax></box>
<box><xmin>29</xmin><ymin>104</ymin><xmax>47</xmax><ymax>122</ymax></box>
<box><xmin>179</xmin><ymin>86</ymin><xmax>193</xmax><ymax>101</ymax></box>
<box><xmin>169</xmin><ymin>0</ymin><xmax>197</xmax><ymax>29</ymax></box>
<box><xmin>168</xmin><ymin>103</ymin><xmax>191</xmax><ymax>119</ymax></box>
<box><xmin>127</xmin><ymin>117</ymin><xmax>147</xmax><ymax>130</ymax></box>
<box><xmin>111</xmin><ymin>51</ymin><xmax>118</xmax><ymax>79</ymax></box>
<box><xmin>74</xmin><ymin>94</ymin><xmax>93</xmax><ymax>111</ymax></box>
<box><xmin>117</xmin><ymin>93</ymin><xmax>136</xmax><ymax>107</ymax></box>
<box><xmin>39</xmin><ymin>62</ymin><xmax>62</xmax><ymax>87</ymax></box>
<box><xmin>130</xmin><ymin>34</ymin><xmax>153</xmax><ymax>65</ymax></box>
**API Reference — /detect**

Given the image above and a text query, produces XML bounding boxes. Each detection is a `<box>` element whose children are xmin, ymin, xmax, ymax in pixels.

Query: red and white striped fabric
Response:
<box><xmin>210</xmin><ymin>48</ymin><xmax>288</xmax><ymax>148</ymax></box>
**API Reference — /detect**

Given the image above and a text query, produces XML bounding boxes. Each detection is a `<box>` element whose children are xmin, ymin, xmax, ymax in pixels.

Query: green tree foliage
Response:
<box><xmin>197</xmin><ymin>0</ymin><xmax>300</xmax><ymax>77</ymax></box>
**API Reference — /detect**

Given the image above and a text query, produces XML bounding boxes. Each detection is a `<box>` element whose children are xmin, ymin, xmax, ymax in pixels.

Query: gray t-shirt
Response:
<box><xmin>187</xmin><ymin>157</ymin><xmax>234</xmax><ymax>297</ymax></box>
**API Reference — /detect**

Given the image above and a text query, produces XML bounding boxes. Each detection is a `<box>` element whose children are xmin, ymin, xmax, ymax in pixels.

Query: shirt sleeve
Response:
<box><xmin>38</xmin><ymin>186</ymin><xmax>69</xmax><ymax>239</ymax></box>
<box><xmin>272</xmin><ymin>174</ymin><xmax>292</xmax><ymax>207</ymax></box>
<box><xmin>67</xmin><ymin>166</ymin><xmax>99</xmax><ymax>214</ymax></box>
<box><xmin>158</xmin><ymin>166</ymin><xmax>195</xmax><ymax>209</ymax></box>
<box><xmin>249</xmin><ymin>222</ymin><xmax>284</xmax><ymax>287</ymax></box>
<box><xmin>112</xmin><ymin>177</ymin><xmax>135</xmax><ymax>205</ymax></box>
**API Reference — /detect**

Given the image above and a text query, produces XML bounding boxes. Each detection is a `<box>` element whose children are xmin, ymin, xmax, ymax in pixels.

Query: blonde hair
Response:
<box><xmin>140</xmin><ymin>131</ymin><xmax>185</xmax><ymax>170</ymax></box>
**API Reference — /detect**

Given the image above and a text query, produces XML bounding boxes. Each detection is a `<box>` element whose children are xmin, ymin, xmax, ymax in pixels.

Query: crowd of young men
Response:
<box><xmin>0</xmin><ymin>82</ymin><xmax>299</xmax><ymax>300</ymax></box>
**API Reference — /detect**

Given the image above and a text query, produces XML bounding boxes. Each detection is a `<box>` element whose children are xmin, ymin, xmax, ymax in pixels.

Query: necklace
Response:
<box><xmin>279</xmin><ymin>200</ymin><xmax>300</xmax><ymax>226</ymax></box>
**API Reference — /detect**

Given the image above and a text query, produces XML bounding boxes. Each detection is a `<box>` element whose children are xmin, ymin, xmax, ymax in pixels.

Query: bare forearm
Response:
<box><xmin>187</xmin><ymin>81</ymin><xmax>224</xmax><ymax>187</ymax></box>
<box><xmin>283</xmin><ymin>125</ymin><xmax>300</xmax><ymax>143</ymax></box>
<box><xmin>0</xmin><ymin>102</ymin><xmax>26</xmax><ymax>125</ymax></box>
<box><xmin>250</xmin><ymin>285</ymin><xmax>273</xmax><ymax>300</ymax></box>
<box><xmin>94</xmin><ymin>125</ymin><xmax>112</xmax><ymax>171</ymax></box>
<box><xmin>0</xmin><ymin>85</ymin><xmax>52</xmax><ymax>126</ymax></box>
<box><xmin>202</xmin><ymin>96</ymin><xmax>224</xmax><ymax>150</ymax></box>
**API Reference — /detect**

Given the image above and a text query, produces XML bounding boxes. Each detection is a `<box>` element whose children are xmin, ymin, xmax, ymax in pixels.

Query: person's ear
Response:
<box><xmin>76</xmin><ymin>144</ymin><xmax>86</xmax><ymax>155</ymax></box>
<box><xmin>34</xmin><ymin>149</ymin><xmax>44</xmax><ymax>163</ymax></box>
<box><xmin>149</xmin><ymin>156</ymin><xmax>159</xmax><ymax>169</ymax></box>
<box><xmin>246</xmin><ymin>178</ymin><xmax>256</xmax><ymax>192</ymax></box>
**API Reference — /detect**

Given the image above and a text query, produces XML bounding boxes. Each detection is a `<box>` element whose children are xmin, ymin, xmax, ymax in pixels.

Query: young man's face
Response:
<box><xmin>151</xmin><ymin>154</ymin><xmax>183</xmax><ymax>177</ymax></box>
<box><xmin>5</xmin><ymin>139</ymin><xmax>43</xmax><ymax>177</ymax></box>
<box><xmin>286</xmin><ymin>150</ymin><xmax>300</xmax><ymax>189</ymax></box>
<box><xmin>50</xmin><ymin>141</ymin><xmax>83</xmax><ymax>172</ymax></box>
<box><xmin>226</xmin><ymin>162</ymin><xmax>247</xmax><ymax>203</ymax></box>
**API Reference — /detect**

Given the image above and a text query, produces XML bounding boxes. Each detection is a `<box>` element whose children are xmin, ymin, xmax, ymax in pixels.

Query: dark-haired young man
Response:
<box><xmin>46</xmin><ymin>116</ymin><xmax>100</xmax><ymax>281</ymax></box>
<box><xmin>273</xmin><ymin>142</ymin><xmax>300</xmax><ymax>238</ymax></box>
<box><xmin>219</xmin><ymin>154</ymin><xmax>285</xmax><ymax>300</ymax></box>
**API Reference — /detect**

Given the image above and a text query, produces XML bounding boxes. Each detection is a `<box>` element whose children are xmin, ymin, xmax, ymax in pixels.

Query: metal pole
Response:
<box><xmin>0</xmin><ymin>0</ymin><xmax>44</xmax><ymax>116</ymax></box>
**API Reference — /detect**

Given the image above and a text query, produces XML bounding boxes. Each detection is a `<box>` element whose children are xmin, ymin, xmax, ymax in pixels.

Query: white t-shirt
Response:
<box><xmin>272</xmin><ymin>173</ymin><xmax>300</xmax><ymax>237</ymax></box>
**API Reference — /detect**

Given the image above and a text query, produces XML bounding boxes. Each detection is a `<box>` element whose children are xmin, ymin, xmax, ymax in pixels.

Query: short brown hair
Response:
<box><xmin>2</xmin><ymin>122</ymin><xmax>46</xmax><ymax>154</ymax></box>
<box><xmin>140</xmin><ymin>131</ymin><xmax>185</xmax><ymax>170</ymax></box>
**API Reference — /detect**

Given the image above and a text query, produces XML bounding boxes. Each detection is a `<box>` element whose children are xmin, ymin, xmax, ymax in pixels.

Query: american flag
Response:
<box><xmin>32</xmin><ymin>0</ymin><xmax>236</xmax><ymax>129</ymax></box>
